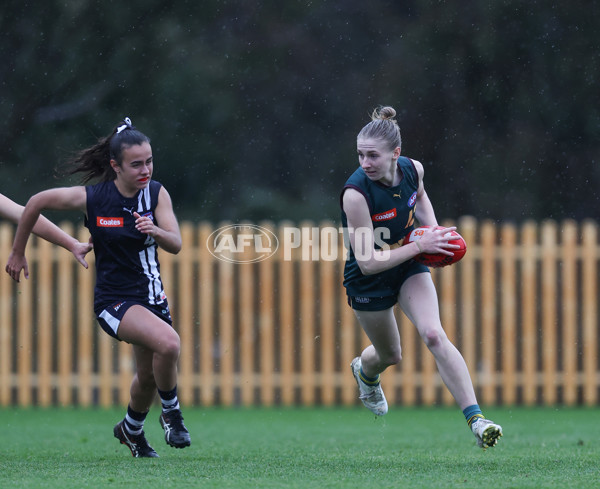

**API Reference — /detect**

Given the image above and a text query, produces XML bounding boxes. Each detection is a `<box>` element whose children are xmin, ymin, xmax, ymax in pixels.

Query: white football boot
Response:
<box><xmin>351</xmin><ymin>357</ymin><xmax>388</xmax><ymax>416</ymax></box>
<box><xmin>471</xmin><ymin>417</ymin><xmax>503</xmax><ymax>449</ymax></box>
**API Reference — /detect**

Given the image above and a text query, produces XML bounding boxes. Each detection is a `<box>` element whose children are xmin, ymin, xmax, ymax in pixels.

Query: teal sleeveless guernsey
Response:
<box><xmin>341</xmin><ymin>156</ymin><xmax>423</xmax><ymax>297</ymax></box>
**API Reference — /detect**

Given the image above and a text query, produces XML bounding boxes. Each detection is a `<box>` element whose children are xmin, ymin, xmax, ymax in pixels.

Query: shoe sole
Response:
<box><xmin>481</xmin><ymin>425</ymin><xmax>503</xmax><ymax>448</ymax></box>
<box><xmin>165</xmin><ymin>439</ymin><xmax>191</xmax><ymax>449</ymax></box>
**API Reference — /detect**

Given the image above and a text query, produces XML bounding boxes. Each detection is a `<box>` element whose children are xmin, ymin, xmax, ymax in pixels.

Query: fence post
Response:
<box><xmin>520</xmin><ymin>220</ymin><xmax>538</xmax><ymax>405</ymax></box>
<box><xmin>459</xmin><ymin>217</ymin><xmax>477</xmax><ymax>389</ymax></box>
<box><xmin>17</xmin><ymin>240</ymin><xmax>34</xmax><ymax>406</ymax></box>
<box><xmin>338</xmin><ymin>226</ymin><xmax>359</xmax><ymax>405</ymax></box>
<box><xmin>501</xmin><ymin>222</ymin><xmax>517</xmax><ymax>405</ymax></box>
<box><xmin>198</xmin><ymin>222</ymin><xmax>215</xmax><ymax>406</ymax></box>
<box><xmin>238</xmin><ymin>223</ymin><xmax>256</xmax><ymax>406</ymax></box>
<box><xmin>178</xmin><ymin>222</ymin><xmax>195</xmax><ymax>406</ymax></box>
<box><xmin>479</xmin><ymin>219</ymin><xmax>497</xmax><ymax>405</ymax></box>
<box><xmin>582</xmin><ymin>220</ymin><xmax>598</xmax><ymax>405</ymax></box>
<box><xmin>0</xmin><ymin>224</ymin><xmax>13</xmax><ymax>405</ymax></box>
<box><xmin>278</xmin><ymin>221</ymin><xmax>296</xmax><ymax>406</ymax></box>
<box><xmin>259</xmin><ymin>221</ymin><xmax>275</xmax><ymax>406</ymax></box>
<box><xmin>56</xmin><ymin>222</ymin><xmax>75</xmax><ymax>406</ymax></box>
<box><xmin>37</xmin><ymin>237</ymin><xmax>53</xmax><ymax>406</ymax></box>
<box><xmin>76</xmin><ymin>226</ymin><xmax>94</xmax><ymax>407</ymax></box>
<box><xmin>541</xmin><ymin>220</ymin><xmax>558</xmax><ymax>405</ymax></box>
<box><xmin>561</xmin><ymin>220</ymin><xmax>578</xmax><ymax>405</ymax></box>
<box><xmin>216</xmin><ymin>223</ymin><xmax>235</xmax><ymax>406</ymax></box>
<box><xmin>318</xmin><ymin>220</ymin><xmax>336</xmax><ymax>406</ymax></box>
<box><xmin>299</xmin><ymin>220</ymin><xmax>316</xmax><ymax>406</ymax></box>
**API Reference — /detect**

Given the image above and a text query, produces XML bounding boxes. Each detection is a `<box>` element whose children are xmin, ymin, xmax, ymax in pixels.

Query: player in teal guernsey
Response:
<box><xmin>342</xmin><ymin>106</ymin><xmax>502</xmax><ymax>449</ymax></box>
<box><xmin>6</xmin><ymin>118</ymin><xmax>190</xmax><ymax>457</ymax></box>
<box><xmin>341</xmin><ymin>155</ymin><xmax>426</xmax><ymax>302</ymax></box>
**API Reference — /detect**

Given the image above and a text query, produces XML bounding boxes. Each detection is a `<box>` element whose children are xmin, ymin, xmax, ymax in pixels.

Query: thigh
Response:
<box><xmin>117</xmin><ymin>304</ymin><xmax>178</xmax><ymax>351</ymax></box>
<box><xmin>353</xmin><ymin>307</ymin><xmax>400</xmax><ymax>355</ymax></box>
<box><xmin>398</xmin><ymin>272</ymin><xmax>443</xmax><ymax>335</ymax></box>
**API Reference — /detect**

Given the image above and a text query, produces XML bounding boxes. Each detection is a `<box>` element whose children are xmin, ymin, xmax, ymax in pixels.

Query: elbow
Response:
<box><xmin>170</xmin><ymin>242</ymin><xmax>182</xmax><ymax>255</ymax></box>
<box><xmin>357</xmin><ymin>260</ymin><xmax>378</xmax><ymax>276</ymax></box>
<box><xmin>26</xmin><ymin>194</ymin><xmax>45</xmax><ymax>213</ymax></box>
<box><xmin>158</xmin><ymin>233</ymin><xmax>181</xmax><ymax>254</ymax></box>
<box><xmin>173</xmin><ymin>238</ymin><xmax>183</xmax><ymax>254</ymax></box>
<box><xmin>158</xmin><ymin>241</ymin><xmax>181</xmax><ymax>255</ymax></box>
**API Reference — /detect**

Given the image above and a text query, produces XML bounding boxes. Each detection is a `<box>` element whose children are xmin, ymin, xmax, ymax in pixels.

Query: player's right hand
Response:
<box><xmin>5</xmin><ymin>251</ymin><xmax>28</xmax><ymax>282</ymax></box>
<box><xmin>71</xmin><ymin>237</ymin><xmax>93</xmax><ymax>269</ymax></box>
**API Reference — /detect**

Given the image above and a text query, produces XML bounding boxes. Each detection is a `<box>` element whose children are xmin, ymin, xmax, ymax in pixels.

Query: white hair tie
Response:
<box><xmin>116</xmin><ymin>117</ymin><xmax>133</xmax><ymax>134</ymax></box>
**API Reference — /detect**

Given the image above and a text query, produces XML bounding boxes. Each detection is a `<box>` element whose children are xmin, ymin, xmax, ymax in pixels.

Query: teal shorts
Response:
<box><xmin>346</xmin><ymin>260</ymin><xmax>429</xmax><ymax>311</ymax></box>
<box><xmin>347</xmin><ymin>294</ymin><xmax>399</xmax><ymax>311</ymax></box>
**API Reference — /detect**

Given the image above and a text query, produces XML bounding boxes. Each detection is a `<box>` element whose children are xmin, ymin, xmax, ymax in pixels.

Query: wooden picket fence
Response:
<box><xmin>0</xmin><ymin>216</ymin><xmax>598</xmax><ymax>408</ymax></box>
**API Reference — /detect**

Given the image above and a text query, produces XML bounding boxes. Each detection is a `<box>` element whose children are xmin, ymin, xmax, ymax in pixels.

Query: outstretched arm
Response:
<box><xmin>0</xmin><ymin>193</ymin><xmax>88</xmax><ymax>253</ymax></box>
<box><xmin>5</xmin><ymin>187</ymin><xmax>90</xmax><ymax>282</ymax></box>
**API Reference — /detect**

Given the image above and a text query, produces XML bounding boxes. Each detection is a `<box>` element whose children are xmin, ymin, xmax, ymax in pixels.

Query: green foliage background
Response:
<box><xmin>0</xmin><ymin>0</ymin><xmax>598</xmax><ymax>223</ymax></box>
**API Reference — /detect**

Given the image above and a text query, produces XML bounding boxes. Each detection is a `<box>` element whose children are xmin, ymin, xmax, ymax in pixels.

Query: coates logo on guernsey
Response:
<box><xmin>372</xmin><ymin>208</ymin><xmax>397</xmax><ymax>222</ymax></box>
<box><xmin>97</xmin><ymin>217</ymin><xmax>123</xmax><ymax>227</ymax></box>
<box><xmin>207</xmin><ymin>224</ymin><xmax>279</xmax><ymax>263</ymax></box>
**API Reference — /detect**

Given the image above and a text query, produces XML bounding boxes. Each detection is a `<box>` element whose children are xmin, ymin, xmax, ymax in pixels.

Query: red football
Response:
<box><xmin>402</xmin><ymin>226</ymin><xmax>467</xmax><ymax>268</ymax></box>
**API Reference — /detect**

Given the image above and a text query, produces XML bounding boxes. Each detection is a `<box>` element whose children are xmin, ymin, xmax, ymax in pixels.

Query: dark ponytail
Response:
<box><xmin>61</xmin><ymin>117</ymin><xmax>151</xmax><ymax>183</ymax></box>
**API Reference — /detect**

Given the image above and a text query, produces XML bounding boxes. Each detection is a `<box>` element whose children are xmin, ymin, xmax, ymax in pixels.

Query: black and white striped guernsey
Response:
<box><xmin>85</xmin><ymin>180</ymin><xmax>166</xmax><ymax>313</ymax></box>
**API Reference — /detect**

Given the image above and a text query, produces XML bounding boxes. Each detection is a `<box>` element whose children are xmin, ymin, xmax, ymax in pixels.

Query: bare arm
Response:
<box><xmin>0</xmin><ymin>193</ymin><xmax>25</xmax><ymax>223</ymax></box>
<box><xmin>0</xmin><ymin>193</ymin><xmax>82</xmax><ymax>248</ymax></box>
<box><xmin>343</xmin><ymin>160</ymin><xmax>460</xmax><ymax>275</ymax></box>
<box><xmin>5</xmin><ymin>187</ymin><xmax>89</xmax><ymax>282</ymax></box>
<box><xmin>412</xmin><ymin>159</ymin><xmax>439</xmax><ymax>227</ymax></box>
<box><xmin>133</xmin><ymin>186</ymin><xmax>182</xmax><ymax>254</ymax></box>
<box><xmin>343</xmin><ymin>189</ymin><xmax>421</xmax><ymax>275</ymax></box>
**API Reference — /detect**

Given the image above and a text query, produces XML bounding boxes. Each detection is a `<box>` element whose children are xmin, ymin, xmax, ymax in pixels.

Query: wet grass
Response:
<box><xmin>0</xmin><ymin>406</ymin><xmax>598</xmax><ymax>488</ymax></box>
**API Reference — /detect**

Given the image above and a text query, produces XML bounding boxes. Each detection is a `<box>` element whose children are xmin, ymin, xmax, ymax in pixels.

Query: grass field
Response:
<box><xmin>0</xmin><ymin>406</ymin><xmax>598</xmax><ymax>488</ymax></box>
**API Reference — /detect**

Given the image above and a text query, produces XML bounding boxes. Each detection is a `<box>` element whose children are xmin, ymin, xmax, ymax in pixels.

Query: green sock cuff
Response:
<box><xmin>359</xmin><ymin>368</ymin><xmax>380</xmax><ymax>385</ymax></box>
<box><xmin>463</xmin><ymin>404</ymin><xmax>483</xmax><ymax>426</ymax></box>
<box><xmin>467</xmin><ymin>414</ymin><xmax>484</xmax><ymax>427</ymax></box>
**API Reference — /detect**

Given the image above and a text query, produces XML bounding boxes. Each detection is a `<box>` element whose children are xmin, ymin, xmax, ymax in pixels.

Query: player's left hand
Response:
<box><xmin>417</xmin><ymin>226</ymin><xmax>461</xmax><ymax>255</ymax></box>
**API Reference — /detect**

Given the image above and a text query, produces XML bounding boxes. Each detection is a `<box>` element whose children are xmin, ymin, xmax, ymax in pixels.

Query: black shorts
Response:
<box><xmin>96</xmin><ymin>300</ymin><xmax>172</xmax><ymax>340</ymax></box>
<box><xmin>347</xmin><ymin>261</ymin><xmax>429</xmax><ymax>311</ymax></box>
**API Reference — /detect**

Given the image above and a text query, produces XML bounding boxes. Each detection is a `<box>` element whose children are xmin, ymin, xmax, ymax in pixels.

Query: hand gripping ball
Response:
<box><xmin>402</xmin><ymin>226</ymin><xmax>467</xmax><ymax>268</ymax></box>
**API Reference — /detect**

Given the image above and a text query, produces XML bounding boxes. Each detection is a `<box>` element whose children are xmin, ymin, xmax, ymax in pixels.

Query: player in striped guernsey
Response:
<box><xmin>6</xmin><ymin>118</ymin><xmax>190</xmax><ymax>457</ymax></box>
<box><xmin>342</xmin><ymin>106</ymin><xmax>502</xmax><ymax>449</ymax></box>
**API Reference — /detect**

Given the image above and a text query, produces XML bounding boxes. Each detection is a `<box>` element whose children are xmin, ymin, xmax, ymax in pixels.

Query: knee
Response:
<box><xmin>422</xmin><ymin>328</ymin><xmax>446</xmax><ymax>350</ymax></box>
<box><xmin>157</xmin><ymin>330</ymin><xmax>181</xmax><ymax>359</ymax></box>
<box><xmin>381</xmin><ymin>348</ymin><xmax>402</xmax><ymax>366</ymax></box>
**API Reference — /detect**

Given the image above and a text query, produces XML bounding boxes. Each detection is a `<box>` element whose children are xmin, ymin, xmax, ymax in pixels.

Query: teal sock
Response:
<box><xmin>359</xmin><ymin>367</ymin><xmax>380</xmax><ymax>385</ymax></box>
<box><xmin>463</xmin><ymin>404</ymin><xmax>483</xmax><ymax>427</ymax></box>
